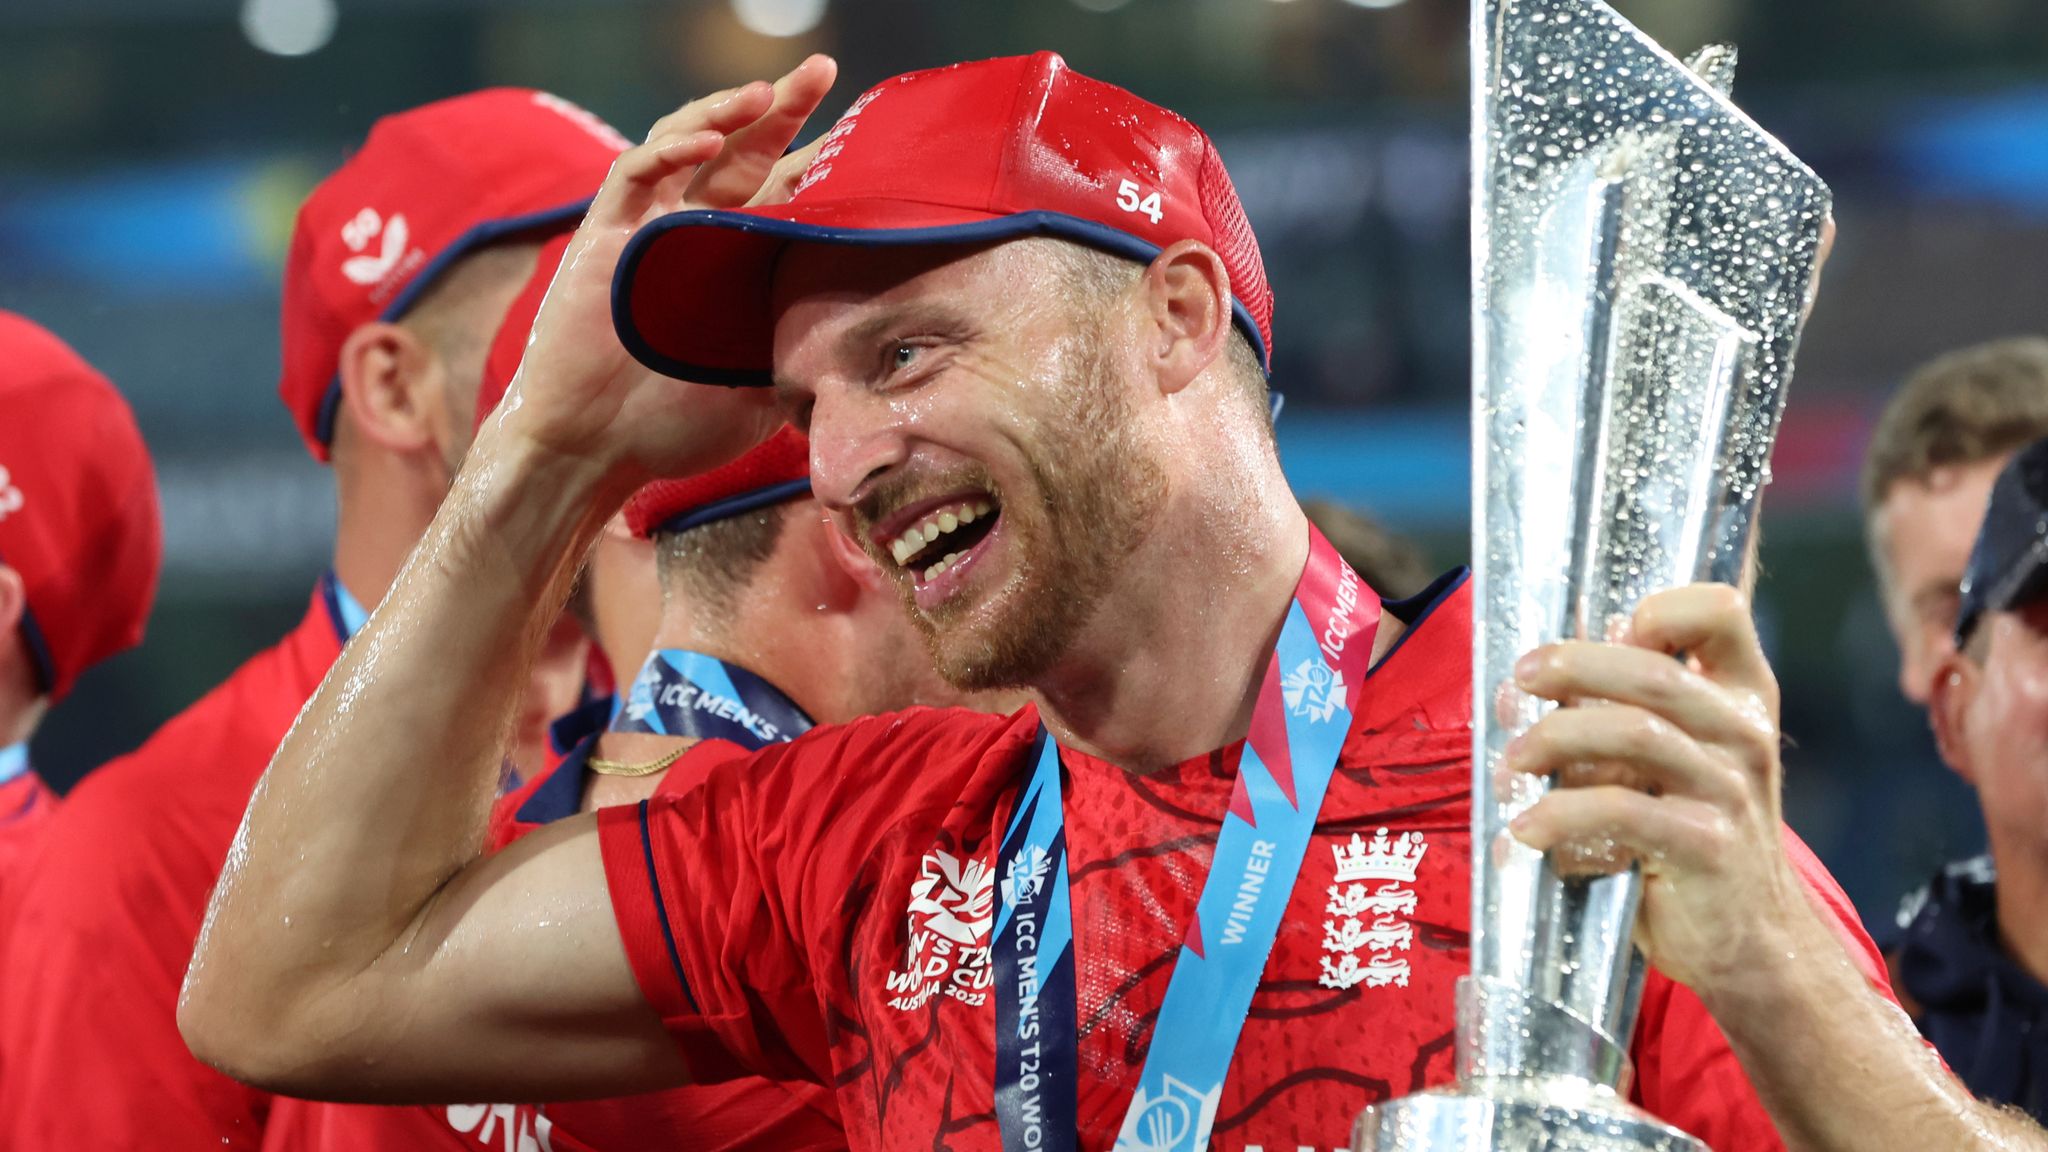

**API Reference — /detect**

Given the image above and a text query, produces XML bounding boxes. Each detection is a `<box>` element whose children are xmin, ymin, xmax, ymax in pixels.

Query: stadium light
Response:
<box><xmin>240</xmin><ymin>0</ymin><xmax>338</xmax><ymax>56</ymax></box>
<box><xmin>732</xmin><ymin>0</ymin><xmax>829</xmax><ymax>38</ymax></box>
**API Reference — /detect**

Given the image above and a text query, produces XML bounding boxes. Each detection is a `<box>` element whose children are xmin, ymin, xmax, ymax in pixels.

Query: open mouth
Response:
<box><xmin>877</xmin><ymin>494</ymin><xmax>1002</xmax><ymax>586</ymax></box>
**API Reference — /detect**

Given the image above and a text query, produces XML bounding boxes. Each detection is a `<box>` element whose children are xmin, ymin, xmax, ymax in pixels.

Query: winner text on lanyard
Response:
<box><xmin>992</xmin><ymin>527</ymin><xmax>1379</xmax><ymax>1152</ymax></box>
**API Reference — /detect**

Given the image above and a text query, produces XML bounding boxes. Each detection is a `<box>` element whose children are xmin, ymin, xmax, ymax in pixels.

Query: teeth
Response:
<box><xmin>922</xmin><ymin>551</ymin><xmax>964</xmax><ymax>582</ymax></box>
<box><xmin>886</xmin><ymin>500</ymin><xmax>999</xmax><ymax>570</ymax></box>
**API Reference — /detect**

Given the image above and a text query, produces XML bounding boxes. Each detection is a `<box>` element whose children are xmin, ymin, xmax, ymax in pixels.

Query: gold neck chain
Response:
<box><xmin>586</xmin><ymin>745</ymin><xmax>689</xmax><ymax>779</ymax></box>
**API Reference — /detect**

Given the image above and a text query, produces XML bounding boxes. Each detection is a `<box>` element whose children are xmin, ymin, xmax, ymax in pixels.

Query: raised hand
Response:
<box><xmin>1502</xmin><ymin>584</ymin><xmax>1821</xmax><ymax>993</ymax></box>
<box><xmin>498</xmin><ymin>55</ymin><xmax>839</xmax><ymax>493</ymax></box>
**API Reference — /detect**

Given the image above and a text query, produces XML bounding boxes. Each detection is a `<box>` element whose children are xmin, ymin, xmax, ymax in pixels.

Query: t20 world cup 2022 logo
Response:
<box><xmin>885</xmin><ymin>849</ymin><xmax>997</xmax><ymax>1011</ymax></box>
<box><xmin>1115</xmin><ymin>1073</ymin><xmax>1223</xmax><ymax>1152</ymax></box>
<box><xmin>1281</xmin><ymin>658</ymin><xmax>1345</xmax><ymax>725</ymax></box>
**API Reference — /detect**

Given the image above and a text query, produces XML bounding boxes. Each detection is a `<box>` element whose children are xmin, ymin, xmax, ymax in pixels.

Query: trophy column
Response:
<box><xmin>1354</xmin><ymin>2</ymin><xmax>1831</xmax><ymax>1150</ymax></box>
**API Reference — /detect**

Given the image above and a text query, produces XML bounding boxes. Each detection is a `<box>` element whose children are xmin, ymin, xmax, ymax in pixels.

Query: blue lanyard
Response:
<box><xmin>0</xmin><ymin>743</ymin><xmax>27</xmax><ymax>786</ymax></box>
<box><xmin>609</xmin><ymin>649</ymin><xmax>814</xmax><ymax>749</ymax></box>
<box><xmin>993</xmin><ymin>529</ymin><xmax>1379</xmax><ymax>1152</ymax></box>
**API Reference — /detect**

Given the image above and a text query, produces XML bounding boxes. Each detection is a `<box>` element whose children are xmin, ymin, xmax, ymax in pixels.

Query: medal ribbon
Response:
<box><xmin>993</xmin><ymin>527</ymin><xmax>1378</xmax><ymax>1152</ymax></box>
<box><xmin>610</xmin><ymin>648</ymin><xmax>814</xmax><ymax>748</ymax></box>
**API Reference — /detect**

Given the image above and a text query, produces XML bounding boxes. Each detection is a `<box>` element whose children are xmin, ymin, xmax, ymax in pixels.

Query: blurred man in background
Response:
<box><xmin>1860</xmin><ymin>337</ymin><xmax>2048</xmax><ymax>1032</ymax></box>
<box><xmin>0</xmin><ymin>90</ymin><xmax>621</xmax><ymax>1150</ymax></box>
<box><xmin>1912</xmin><ymin>436</ymin><xmax>2048</xmax><ymax>1120</ymax></box>
<box><xmin>0</xmin><ymin>310</ymin><xmax>162</xmax><ymax>881</ymax></box>
<box><xmin>1863</xmin><ymin>337</ymin><xmax>2048</xmax><ymax>707</ymax></box>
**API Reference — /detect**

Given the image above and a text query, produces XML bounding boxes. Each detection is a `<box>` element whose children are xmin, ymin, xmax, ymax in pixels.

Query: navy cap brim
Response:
<box><xmin>611</xmin><ymin>205</ymin><xmax>1271</xmax><ymax>388</ymax></box>
<box><xmin>1958</xmin><ymin>535</ymin><xmax>2048</xmax><ymax>647</ymax></box>
<box><xmin>651</xmin><ymin>478</ymin><xmax>813</xmax><ymax>538</ymax></box>
<box><xmin>1954</xmin><ymin>437</ymin><xmax>2048</xmax><ymax>647</ymax></box>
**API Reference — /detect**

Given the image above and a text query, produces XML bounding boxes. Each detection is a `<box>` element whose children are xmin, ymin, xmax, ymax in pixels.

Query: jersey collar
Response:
<box><xmin>515</xmin><ymin>696</ymin><xmax>615</xmax><ymax>827</ymax></box>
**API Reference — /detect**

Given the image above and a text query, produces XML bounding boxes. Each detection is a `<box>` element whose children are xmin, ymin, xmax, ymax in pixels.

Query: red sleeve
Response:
<box><xmin>596</xmin><ymin>733</ymin><xmax>845</xmax><ymax>1087</ymax></box>
<box><xmin>596</xmin><ymin>708</ymin><xmax>1031</xmax><ymax>1088</ymax></box>
<box><xmin>0</xmin><ymin>771</ymin><xmax>58</xmax><ymax>878</ymax></box>
<box><xmin>1628</xmin><ymin>825</ymin><xmax>1899</xmax><ymax>1151</ymax></box>
<box><xmin>0</xmin><ymin>777</ymin><xmax>269</xmax><ymax>1149</ymax></box>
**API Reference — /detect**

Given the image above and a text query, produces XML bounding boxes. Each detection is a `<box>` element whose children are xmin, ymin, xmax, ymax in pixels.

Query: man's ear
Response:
<box><xmin>1141</xmin><ymin>240</ymin><xmax>1234</xmax><ymax>397</ymax></box>
<box><xmin>1929</xmin><ymin>648</ymin><xmax>1981</xmax><ymax>788</ymax></box>
<box><xmin>335</xmin><ymin>321</ymin><xmax>442</xmax><ymax>454</ymax></box>
<box><xmin>0</xmin><ymin>564</ymin><xmax>25</xmax><ymax>634</ymax></box>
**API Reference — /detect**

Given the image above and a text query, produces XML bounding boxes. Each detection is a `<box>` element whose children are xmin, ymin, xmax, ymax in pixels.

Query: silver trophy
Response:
<box><xmin>1352</xmin><ymin>1</ymin><xmax>1830</xmax><ymax>1150</ymax></box>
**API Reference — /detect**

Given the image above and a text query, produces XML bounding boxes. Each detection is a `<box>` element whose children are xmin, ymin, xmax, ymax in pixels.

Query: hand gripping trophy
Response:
<box><xmin>1353</xmin><ymin>1</ymin><xmax>1830</xmax><ymax>1150</ymax></box>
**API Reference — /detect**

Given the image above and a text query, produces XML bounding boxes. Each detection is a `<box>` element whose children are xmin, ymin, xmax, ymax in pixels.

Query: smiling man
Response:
<box><xmin>182</xmin><ymin>53</ymin><xmax>2037</xmax><ymax>1152</ymax></box>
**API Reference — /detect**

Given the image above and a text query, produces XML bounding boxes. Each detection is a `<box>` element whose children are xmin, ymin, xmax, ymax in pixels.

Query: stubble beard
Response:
<box><xmin>912</xmin><ymin>334</ymin><xmax>1168</xmax><ymax>693</ymax></box>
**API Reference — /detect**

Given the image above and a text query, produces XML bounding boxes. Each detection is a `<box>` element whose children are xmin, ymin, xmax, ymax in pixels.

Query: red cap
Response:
<box><xmin>281</xmin><ymin>88</ymin><xmax>627</xmax><ymax>461</ymax></box>
<box><xmin>623</xmin><ymin>427</ymin><xmax>812</xmax><ymax>538</ymax></box>
<box><xmin>0</xmin><ymin>312</ymin><xmax>163</xmax><ymax>701</ymax></box>
<box><xmin>612</xmin><ymin>52</ymin><xmax>1272</xmax><ymax>387</ymax></box>
<box><xmin>475</xmin><ymin>231</ymin><xmax>576</xmax><ymax>431</ymax></box>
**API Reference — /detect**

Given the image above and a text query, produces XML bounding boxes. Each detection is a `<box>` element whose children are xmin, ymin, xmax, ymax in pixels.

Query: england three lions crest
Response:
<box><xmin>1320</xmin><ymin>828</ymin><xmax>1427</xmax><ymax>991</ymax></box>
<box><xmin>1282</xmin><ymin>658</ymin><xmax>1344</xmax><ymax>724</ymax></box>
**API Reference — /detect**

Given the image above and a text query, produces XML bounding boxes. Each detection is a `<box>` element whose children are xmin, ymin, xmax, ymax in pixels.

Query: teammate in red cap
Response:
<box><xmin>262</xmin><ymin>229</ymin><xmax>1015</xmax><ymax>1152</ymax></box>
<box><xmin>0</xmin><ymin>91</ymin><xmax>622</xmax><ymax>1150</ymax></box>
<box><xmin>0</xmin><ymin>311</ymin><xmax>161</xmax><ymax>881</ymax></box>
<box><xmin>188</xmin><ymin>54</ymin><xmax>2030</xmax><ymax>1152</ymax></box>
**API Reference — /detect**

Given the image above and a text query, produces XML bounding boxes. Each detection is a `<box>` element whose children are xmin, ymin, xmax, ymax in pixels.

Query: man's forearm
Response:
<box><xmin>183</xmin><ymin>426</ymin><xmax>622</xmax><ymax>1070</ymax></box>
<box><xmin>1702</xmin><ymin>903</ymin><xmax>2044</xmax><ymax>1152</ymax></box>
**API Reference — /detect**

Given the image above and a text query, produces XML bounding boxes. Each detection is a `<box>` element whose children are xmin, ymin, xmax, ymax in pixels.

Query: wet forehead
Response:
<box><xmin>1877</xmin><ymin>460</ymin><xmax>2006</xmax><ymax>594</ymax></box>
<box><xmin>767</xmin><ymin>240</ymin><xmax>1055</xmax><ymax>385</ymax></box>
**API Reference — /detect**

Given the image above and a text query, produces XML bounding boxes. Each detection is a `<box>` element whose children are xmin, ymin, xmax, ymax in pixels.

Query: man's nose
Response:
<box><xmin>806</xmin><ymin>389</ymin><xmax>909</xmax><ymax>513</ymax></box>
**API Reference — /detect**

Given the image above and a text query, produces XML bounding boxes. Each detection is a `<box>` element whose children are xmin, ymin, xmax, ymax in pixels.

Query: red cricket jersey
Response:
<box><xmin>599</xmin><ymin>573</ymin><xmax>1893</xmax><ymax>1152</ymax></box>
<box><xmin>0</xmin><ymin>585</ymin><xmax>346</xmax><ymax>1151</ymax></box>
<box><xmin>0</xmin><ymin>762</ymin><xmax>58</xmax><ymax>1093</ymax></box>
<box><xmin>264</xmin><ymin>699</ymin><xmax>848</xmax><ymax>1152</ymax></box>
<box><xmin>0</xmin><ymin>766</ymin><xmax>57</xmax><ymax>892</ymax></box>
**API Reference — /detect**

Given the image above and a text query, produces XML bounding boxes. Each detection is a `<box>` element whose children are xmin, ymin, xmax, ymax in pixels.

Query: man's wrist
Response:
<box><xmin>444</xmin><ymin>423</ymin><xmax>630</xmax><ymax>600</ymax></box>
<box><xmin>1688</xmin><ymin>882</ymin><xmax>1853</xmax><ymax>1024</ymax></box>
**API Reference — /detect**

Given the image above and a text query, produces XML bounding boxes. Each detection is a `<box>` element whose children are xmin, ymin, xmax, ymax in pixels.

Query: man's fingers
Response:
<box><xmin>687</xmin><ymin>54</ymin><xmax>839</xmax><ymax>209</ymax></box>
<box><xmin>1626</xmin><ymin>583</ymin><xmax>1777</xmax><ymax>703</ymax></box>
<box><xmin>640</xmin><ymin>80</ymin><xmax>775</xmax><ymax>147</ymax></box>
<box><xmin>1509</xmin><ymin>786</ymin><xmax>1729</xmax><ymax>876</ymax></box>
<box><xmin>1501</xmin><ymin>703</ymin><xmax>1746</xmax><ymax>809</ymax></box>
<box><xmin>1515</xmin><ymin>640</ymin><xmax>1772</xmax><ymax>756</ymax></box>
<box><xmin>749</xmin><ymin>137</ymin><xmax>825</xmax><ymax>209</ymax></box>
<box><xmin>589</xmin><ymin>82</ymin><xmax>778</xmax><ymax>224</ymax></box>
<box><xmin>605</xmin><ymin>130</ymin><xmax>725</xmax><ymax>202</ymax></box>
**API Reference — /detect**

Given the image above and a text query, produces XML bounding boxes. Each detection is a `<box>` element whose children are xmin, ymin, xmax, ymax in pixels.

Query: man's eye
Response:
<box><xmin>890</xmin><ymin>343</ymin><xmax>921</xmax><ymax>371</ymax></box>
